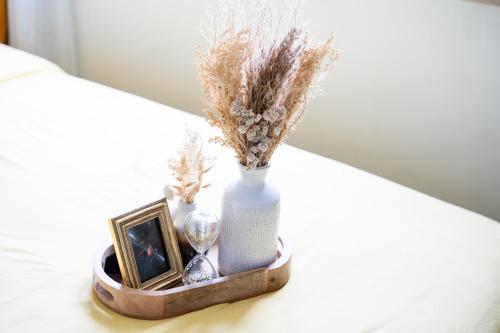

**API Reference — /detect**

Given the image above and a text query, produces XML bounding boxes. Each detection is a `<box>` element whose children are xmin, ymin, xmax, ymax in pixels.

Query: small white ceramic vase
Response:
<box><xmin>218</xmin><ymin>163</ymin><xmax>280</xmax><ymax>275</ymax></box>
<box><xmin>169</xmin><ymin>200</ymin><xmax>197</xmax><ymax>265</ymax></box>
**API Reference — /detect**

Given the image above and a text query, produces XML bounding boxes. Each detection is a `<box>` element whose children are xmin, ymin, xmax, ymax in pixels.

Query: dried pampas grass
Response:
<box><xmin>166</xmin><ymin>128</ymin><xmax>213</xmax><ymax>204</ymax></box>
<box><xmin>198</xmin><ymin>0</ymin><xmax>337</xmax><ymax>168</ymax></box>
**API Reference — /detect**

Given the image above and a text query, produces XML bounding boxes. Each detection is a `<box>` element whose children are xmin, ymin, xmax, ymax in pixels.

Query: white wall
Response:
<box><xmin>72</xmin><ymin>0</ymin><xmax>500</xmax><ymax>221</ymax></box>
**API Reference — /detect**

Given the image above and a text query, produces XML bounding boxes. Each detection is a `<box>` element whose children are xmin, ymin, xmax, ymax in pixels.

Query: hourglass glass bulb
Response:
<box><xmin>182</xmin><ymin>255</ymin><xmax>217</xmax><ymax>285</ymax></box>
<box><xmin>184</xmin><ymin>210</ymin><xmax>219</xmax><ymax>254</ymax></box>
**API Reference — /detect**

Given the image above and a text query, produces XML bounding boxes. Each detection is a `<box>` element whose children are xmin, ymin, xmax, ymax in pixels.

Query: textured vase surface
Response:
<box><xmin>218</xmin><ymin>163</ymin><xmax>280</xmax><ymax>276</ymax></box>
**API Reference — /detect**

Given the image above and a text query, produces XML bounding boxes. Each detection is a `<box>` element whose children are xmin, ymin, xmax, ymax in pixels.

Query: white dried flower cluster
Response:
<box><xmin>167</xmin><ymin>127</ymin><xmax>213</xmax><ymax>203</ymax></box>
<box><xmin>230</xmin><ymin>100</ymin><xmax>286</xmax><ymax>168</ymax></box>
<box><xmin>263</xmin><ymin>106</ymin><xmax>286</xmax><ymax>123</ymax></box>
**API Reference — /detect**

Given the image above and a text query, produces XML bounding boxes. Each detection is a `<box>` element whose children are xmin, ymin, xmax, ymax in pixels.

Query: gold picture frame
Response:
<box><xmin>108</xmin><ymin>199</ymin><xmax>183</xmax><ymax>290</ymax></box>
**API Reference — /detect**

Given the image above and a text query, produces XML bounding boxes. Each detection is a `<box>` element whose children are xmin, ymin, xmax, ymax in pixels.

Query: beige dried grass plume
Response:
<box><xmin>198</xmin><ymin>0</ymin><xmax>338</xmax><ymax>168</ymax></box>
<box><xmin>166</xmin><ymin>128</ymin><xmax>213</xmax><ymax>204</ymax></box>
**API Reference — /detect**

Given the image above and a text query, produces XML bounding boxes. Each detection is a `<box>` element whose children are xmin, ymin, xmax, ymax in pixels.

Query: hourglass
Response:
<box><xmin>182</xmin><ymin>210</ymin><xmax>220</xmax><ymax>285</ymax></box>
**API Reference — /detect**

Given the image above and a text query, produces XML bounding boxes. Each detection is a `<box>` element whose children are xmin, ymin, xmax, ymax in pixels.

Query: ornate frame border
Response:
<box><xmin>108</xmin><ymin>199</ymin><xmax>183</xmax><ymax>290</ymax></box>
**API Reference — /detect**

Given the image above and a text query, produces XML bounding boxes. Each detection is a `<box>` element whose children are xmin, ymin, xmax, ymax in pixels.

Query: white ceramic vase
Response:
<box><xmin>218</xmin><ymin>163</ymin><xmax>280</xmax><ymax>275</ymax></box>
<box><xmin>170</xmin><ymin>200</ymin><xmax>198</xmax><ymax>266</ymax></box>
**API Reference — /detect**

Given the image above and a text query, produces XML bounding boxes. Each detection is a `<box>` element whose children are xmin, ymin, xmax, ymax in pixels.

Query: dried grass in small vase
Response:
<box><xmin>166</xmin><ymin>128</ymin><xmax>213</xmax><ymax>204</ymax></box>
<box><xmin>198</xmin><ymin>0</ymin><xmax>338</xmax><ymax>168</ymax></box>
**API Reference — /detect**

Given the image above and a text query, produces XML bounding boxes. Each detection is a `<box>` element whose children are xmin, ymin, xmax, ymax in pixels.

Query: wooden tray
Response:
<box><xmin>92</xmin><ymin>237</ymin><xmax>291</xmax><ymax>320</ymax></box>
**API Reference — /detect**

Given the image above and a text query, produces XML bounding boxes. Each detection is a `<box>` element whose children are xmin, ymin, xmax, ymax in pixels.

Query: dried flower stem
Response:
<box><xmin>167</xmin><ymin>128</ymin><xmax>213</xmax><ymax>203</ymax></box>
<box><xmin>198</xmin><ymin>0</ymin><xmax>338</xmax><ymax>168</ymax></box>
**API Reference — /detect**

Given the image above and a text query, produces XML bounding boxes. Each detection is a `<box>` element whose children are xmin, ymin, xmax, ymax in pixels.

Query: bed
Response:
<box><xmin>1</xmin><ymin>44</ymin><xmax>500</xmax><ymax>332</ymax></box>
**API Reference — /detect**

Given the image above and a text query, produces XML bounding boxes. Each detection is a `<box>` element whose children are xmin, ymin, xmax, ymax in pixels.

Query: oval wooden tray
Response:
<box><xmin>92</xmin><ymin>237</ymin><xmax>291</xmax><ymax>320</ymax></box>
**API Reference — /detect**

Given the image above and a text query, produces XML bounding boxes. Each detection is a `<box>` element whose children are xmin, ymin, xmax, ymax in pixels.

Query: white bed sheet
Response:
<box><xmin>1</xmin><ymin>45</ymin><xmax>500</xmax><ymax>333</ymax></box>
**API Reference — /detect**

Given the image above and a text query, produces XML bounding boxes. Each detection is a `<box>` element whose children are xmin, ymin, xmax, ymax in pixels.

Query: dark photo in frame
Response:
<box><xmin>127</xmin><ymin>217</ymin><xmax>171</xmax><ymax>283</ymax></box>
<box><xmin>108</xmin><ymin>199</ymin><xmax>183</xmax><ymax>290</ymax></box>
